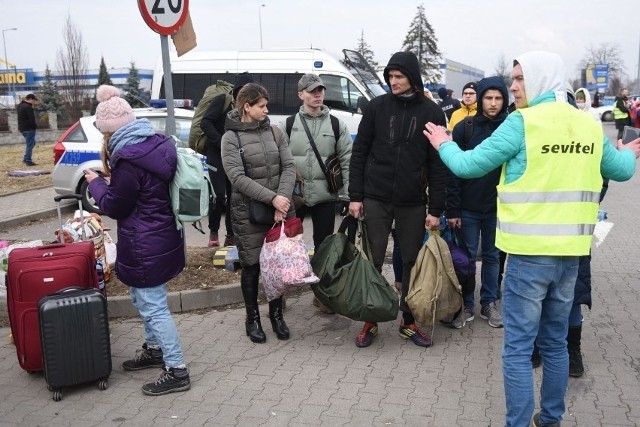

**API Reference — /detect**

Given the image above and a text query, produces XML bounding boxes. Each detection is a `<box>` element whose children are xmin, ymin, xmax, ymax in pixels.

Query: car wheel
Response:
<box><xmin>80</xmin><ymin>179</ymin><xmax>104</xmax><ymax>214</ymax></box>
<box><xmin>602</xmin><ymin>111</ymin><xmax>613</xmax><ymax>122</ymax></box>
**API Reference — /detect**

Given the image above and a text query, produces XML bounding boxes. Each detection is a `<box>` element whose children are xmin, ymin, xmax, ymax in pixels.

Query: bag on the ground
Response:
<box><xmin>170</xmin><ymin>137</ymin><xmax>215</xmax><ymax>233</ymax></box>
<box><xmin>56</xmin><ymin>212</ymin><xmax>111</xmax><ymax>284</ymax></box>
<box><xmin>260</xmin><ymin>222</ymin><xmax>319</xmax><ymax>301</ymax></box>
<box><xmin>406</xmin><ymin>230</ymin><xmax>463</xmax><ymax>329</ymax></box>
<box><xmin>188</xmin><ymin>80</ymin><xmax>234</xmax><ymax>155</ymax></box>
<box><xmin>311</xmin><ymin>216</ymin><xmax>399</xmax><ymax>322</ymax></box>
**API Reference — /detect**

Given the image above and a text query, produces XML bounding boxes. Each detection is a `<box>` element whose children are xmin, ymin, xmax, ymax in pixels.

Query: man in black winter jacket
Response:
<box><xmin>442</xmin><ymin>76</ymin><xmax>509</xmax><ymax>330</ymax></box>
<box><xmin>437</xmin><ymin>87</ymin><xmax>460</xmax><ymax>121</ymax></box>
<box><xmin>17</xmin><ymin>94</ymin><xmax>38</xmax><ymax>166</ymax></box>
<box><xmin>200</xmin><ymin>73</ymin><xmax>253</xmax><ymax>247</ymax></box>
<box><xmin>348</xmin><ymin>51</ymin><xmax>448</xmax><ymax>349</ymax></box>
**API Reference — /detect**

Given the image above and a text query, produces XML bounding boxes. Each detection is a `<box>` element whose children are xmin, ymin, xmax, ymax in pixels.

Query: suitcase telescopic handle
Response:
<box><xmin>54</xmin><ymin>194</ymin><xmax>85</xmax><ymax>243</ymax></box>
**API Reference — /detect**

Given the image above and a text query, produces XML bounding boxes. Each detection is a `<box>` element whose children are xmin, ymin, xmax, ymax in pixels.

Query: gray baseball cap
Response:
<box><xmin>298</xmin><ymin>74</ymin><xmax>325</xmax><ymax>92</ymax></box>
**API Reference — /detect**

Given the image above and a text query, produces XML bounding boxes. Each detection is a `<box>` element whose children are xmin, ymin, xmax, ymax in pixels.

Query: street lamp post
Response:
<box><xmin>2</xmin><ymin>27</ymin><xmax>18</xmax><ymax>97</ymax></box>
<box><xmin>258</xmin><ymin>4</ymin><xmax>266</xmax><ymax>49</ymax></box>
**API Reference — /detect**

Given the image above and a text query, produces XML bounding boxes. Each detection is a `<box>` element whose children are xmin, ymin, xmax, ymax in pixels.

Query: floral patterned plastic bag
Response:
<box><xmin>260</xmin><ymin>222</ymin><xmax>319</xmax><ymax>301</ymax></box>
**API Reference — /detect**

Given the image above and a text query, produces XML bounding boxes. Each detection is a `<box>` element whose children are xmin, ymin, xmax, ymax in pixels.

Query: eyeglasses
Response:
<box><xmin>462</xmin><ymin>92</ymin><xmax>476</xmax><ymax>96</ymax></box>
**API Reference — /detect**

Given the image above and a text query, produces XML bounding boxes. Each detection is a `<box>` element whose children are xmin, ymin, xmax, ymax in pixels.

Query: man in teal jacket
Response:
<box><xmin>424</xmin><ymin>51</ymin><xmax>640</xmax><ymax>427</ymax></box>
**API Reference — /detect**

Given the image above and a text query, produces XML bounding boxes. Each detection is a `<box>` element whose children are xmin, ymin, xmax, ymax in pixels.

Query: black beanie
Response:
<box><xmin>462</xmin><ymin>82</ymin><xmax>477</xmax><ymax>93</ymax></box>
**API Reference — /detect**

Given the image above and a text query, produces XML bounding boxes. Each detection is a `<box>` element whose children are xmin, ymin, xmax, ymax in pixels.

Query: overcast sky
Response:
<box><xmin>2</xmin><ymin>0</ymin><xmax>639</xmax><ymax>82</ymax></box>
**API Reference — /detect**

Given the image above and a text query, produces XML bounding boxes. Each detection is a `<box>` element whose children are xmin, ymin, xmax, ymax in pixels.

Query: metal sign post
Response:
<box><xmin>160</xmin><ymin>35</ymin><xmax>176</xmax><ymax>137</ymax></box>
<box><xmin>137</xmin><ymin>0</ymin><xmax>189</xmax><ymax>138</ymax></box>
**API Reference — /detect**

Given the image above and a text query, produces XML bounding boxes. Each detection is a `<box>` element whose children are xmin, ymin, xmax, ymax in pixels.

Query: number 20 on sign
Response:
<box><xmin>138</xmin><ymin>0</ymin><xmax>189</xmax><ymax>35</ymax></box>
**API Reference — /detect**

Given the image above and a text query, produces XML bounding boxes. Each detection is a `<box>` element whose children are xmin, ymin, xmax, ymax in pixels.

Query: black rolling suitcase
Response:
<box><xmin>39</xmin><ymin>287</ymin><xmax>112</xmax><ymax>401</ymax></box>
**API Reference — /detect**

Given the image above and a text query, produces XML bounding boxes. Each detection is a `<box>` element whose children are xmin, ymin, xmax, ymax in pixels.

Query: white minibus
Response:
<box><xmin>151</xmin><ymin>48</ymin><xmax>386</xmax><ymax>139</ymax></box>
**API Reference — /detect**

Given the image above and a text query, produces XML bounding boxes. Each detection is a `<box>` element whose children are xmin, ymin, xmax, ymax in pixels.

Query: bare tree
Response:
<box><xmin>55</xmin><ymin>14</ymin><xmax>89</xmax><ymax>124</ymax></box>
<box><xmin>580</xmin><ymin>43</ymin><xmax>626</xmax><ymax>80</ymax></box>
<box><xmin>494</xmin><ymin>53</ymin><xmax>512</xmax><ymax>87</ymax></box>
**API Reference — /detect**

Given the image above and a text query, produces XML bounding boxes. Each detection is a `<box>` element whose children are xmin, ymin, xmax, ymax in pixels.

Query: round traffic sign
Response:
<box><xmin>138</xmin><ymin>0</ymin><xmax>189</xmax><ymax>35</ymax></box>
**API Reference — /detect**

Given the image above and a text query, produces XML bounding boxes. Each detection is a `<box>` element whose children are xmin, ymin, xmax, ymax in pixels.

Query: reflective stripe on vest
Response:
<box><xmin>497</xmin><ymin>220</ymin><xmax>596</xmax><ymax>236</ymax></box>
<box><xmin>499</xmin><ymin>190</ymin><xmax>601</xmax><ymax>204</ymax></box>
<box><xmin>613</xmin><ymin>101</ymin><xmax>629</xmax><ymax>120</ymax></box>
<box><xmin>495</xmin><ymin>102</ymin><xmax>603</xmax><ymax>256</ymax></box>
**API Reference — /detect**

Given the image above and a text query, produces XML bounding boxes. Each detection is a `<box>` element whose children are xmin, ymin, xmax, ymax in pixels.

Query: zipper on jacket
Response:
<box><xmin>389</xmin><ymin>115</ymin><xmax>395</xmax><ymax>143</ymax></box>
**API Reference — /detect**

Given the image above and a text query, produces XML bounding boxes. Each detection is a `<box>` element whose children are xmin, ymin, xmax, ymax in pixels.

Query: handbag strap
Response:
<box><xmin>355</xmin><ymin>219</ymin><xmax>376</xmax><ymax>262</ymax></box>
<box><xmin>233</xmin><ymin>131</ymin><xmax>249</xmax><ymax>176</ymax></box>
<box><xmin>337</xmin><ymin>215</ymin><xmax>357</xmax><ymax>243</ymax></box>
<box><xmin>299</xmin><ymin>114</ymin><xmax>329</xmax><ymax>176</ymax></box>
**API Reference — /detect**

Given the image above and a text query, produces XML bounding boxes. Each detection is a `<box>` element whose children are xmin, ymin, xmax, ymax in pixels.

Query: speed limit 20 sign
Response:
<box><xmin>138</xmin><ymin>0</ymin><xmax>189</xmax><ymax>35</ymax></box>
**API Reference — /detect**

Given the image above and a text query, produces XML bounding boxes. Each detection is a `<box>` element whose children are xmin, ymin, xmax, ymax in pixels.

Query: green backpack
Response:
<box><xmin>188</xmin><ymin>80</ymin><xmax>234</xmax><ymax>155</ymax></box>
<box><xmin>169</xmin><ymin>137</ymin><xmax>215</xmax><ymax>234</ymax></box>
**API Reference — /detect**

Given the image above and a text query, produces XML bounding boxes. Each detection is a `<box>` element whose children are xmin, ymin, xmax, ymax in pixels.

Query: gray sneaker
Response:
<box><xmin>480</xmin><ymin>302</ymin><xmax>503</xmax><ymax>328</ymax></box>
<box><xmin>441</xmin><ymin>308</ymin><xmax>474</xmax><ymax>329</ymax></box>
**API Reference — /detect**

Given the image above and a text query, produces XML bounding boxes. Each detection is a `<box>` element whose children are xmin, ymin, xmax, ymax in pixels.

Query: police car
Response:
<box><xmin>52</xmin><ymin>102</ymin><xmax>195</xmax><ymax>213</ymax></box>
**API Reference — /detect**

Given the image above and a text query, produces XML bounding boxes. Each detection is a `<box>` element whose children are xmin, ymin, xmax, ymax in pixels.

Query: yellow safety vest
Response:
<box><xmin>613</xmin><ymin>100</ymin><xmax>629</xmax><ymax>120</ymax></box>
<box><xmin>495</xmin><ymin>102</ymin><xmax>603</xmax><ymax>256</ymax></box>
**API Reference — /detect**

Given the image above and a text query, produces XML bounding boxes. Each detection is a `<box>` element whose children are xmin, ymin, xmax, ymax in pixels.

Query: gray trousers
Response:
<box><xmin>362</xmin><ymin>198</ymin><xmax>426</xmax><ymax>314</ymax></box>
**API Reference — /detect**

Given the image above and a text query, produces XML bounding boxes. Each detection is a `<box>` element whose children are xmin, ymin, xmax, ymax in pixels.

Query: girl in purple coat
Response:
<box><xmin>84</xmin><ymin>85</ymin><xmax>189</xmax><ymax>396</ymax></box>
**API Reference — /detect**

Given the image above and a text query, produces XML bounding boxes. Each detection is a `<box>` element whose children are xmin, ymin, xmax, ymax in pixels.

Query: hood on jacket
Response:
<box><xmin>110</xmin><ymin>133</ymin><xmax>176</xmax><ymax>182</ymax></box>
<box><xmin>574</xmin><ymin>87</ymin><xmax>593</xmax><ymax>111</ymax></box>
<box><xmin>383</xmin><ymin>51</ymin><xmax>423</xmax><ymax>94</ymax></box>
<box><xmin>224</xmin><ymin>108</ymin><xmax>271</xmax><ymax>133</ymax></box>
<box><xmin>437</xmin><ymin>87</ymin><xmax>449</xmax><ymax>100</ymax></box>
<box><xmin>476</xmin><ymin>76</ymin><xmax>509</xmax><ymax>119</ymax></box>
<box><xmin>514</xmin><ymin>51</ymin><xmax>566</xmax><ymax>106</ymax></box>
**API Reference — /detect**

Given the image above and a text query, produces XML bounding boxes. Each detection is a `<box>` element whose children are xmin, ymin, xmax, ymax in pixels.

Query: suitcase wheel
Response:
<box><xmin>52</xmin><ymin>390</ymin><xmax>62</xmax><ymax>402</ymax></box>
<box><xmin>98</xmin><ymin>379</ymin><xmax>108</xmax><ymax>391</ymax></box>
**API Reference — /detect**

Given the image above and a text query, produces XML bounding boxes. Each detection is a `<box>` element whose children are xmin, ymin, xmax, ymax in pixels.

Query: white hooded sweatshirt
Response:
<box><xmin>575</xmin><ymin>87</ymin><xmax>601</xmax><ymax>123</ymax></box>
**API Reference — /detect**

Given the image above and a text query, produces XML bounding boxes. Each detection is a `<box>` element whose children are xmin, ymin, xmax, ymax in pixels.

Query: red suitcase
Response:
<box><xmin>6</xmin><ymin>195</ymin><xmax>99</xmax><ymax>372</ymax></box>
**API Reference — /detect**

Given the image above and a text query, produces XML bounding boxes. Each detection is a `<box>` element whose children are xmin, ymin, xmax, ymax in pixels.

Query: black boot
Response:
<box><xmin>532</xmin><ymin>341</ymin><xmax>541</xmax><ymax>369</ymax></box>
<box><xmin>269</xmin><ymin>297</ymin><xmax>290</xmax><ymax>340</ymax></box>
<box><xmin>241</xmin><ymin>264</ymin><xmax>266</xmax><ymax>344</ymax></box>
<box><xmin>568</xmin><ymin>325</ymin><xmax>584</xmax><ymax>377</ymax></box>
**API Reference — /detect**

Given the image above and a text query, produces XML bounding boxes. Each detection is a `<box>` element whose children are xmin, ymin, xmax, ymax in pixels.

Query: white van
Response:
<box><xmin>150</xmin><ymin>48</ymin><xmax>386</xmax><ymax>139</ymax></box>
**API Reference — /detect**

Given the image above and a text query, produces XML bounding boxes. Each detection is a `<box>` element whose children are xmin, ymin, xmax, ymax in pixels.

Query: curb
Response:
<box><xmin>0</xmin><ymin>202</ymin><xmax>75</xmax><ymax>230</ymax></box>
<box><xmin>0</xmin><ymin>282</ymin><xmax>244</xmax><ymax>321</ymax></box>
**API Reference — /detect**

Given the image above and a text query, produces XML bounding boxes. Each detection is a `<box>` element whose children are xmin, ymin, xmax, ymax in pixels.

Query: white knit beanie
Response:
<box><xmin>95</xmin><ymin>85</ymin><xmax>136</xmax><ymax>133</ymax></box>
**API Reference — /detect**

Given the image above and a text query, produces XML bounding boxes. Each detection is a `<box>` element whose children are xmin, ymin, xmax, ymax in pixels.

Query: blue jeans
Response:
<box><xmin>502</xmin><ymin>255</ymin><xmax>578</xmax><ymax>427</ymax></box>
<box><xmin>129</xmin><ymin>284</ymin><xmax>185</xmax><ymax>368</ymax></box>
<box><xmin>460</xmin><ymin>210</ymin><xmax>499</xmax><ymax>308</ymax></box>
<box><xmin>22</xmin><ymin>130</ymin><xmax>36</xmax><ymax>163</ymax></box>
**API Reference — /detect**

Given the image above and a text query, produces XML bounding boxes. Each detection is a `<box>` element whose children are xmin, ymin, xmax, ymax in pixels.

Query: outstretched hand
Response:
<box><xmin>423</xmin><ymin>122</ymin><xmax>453</xmax><ymax>151</ymax></box>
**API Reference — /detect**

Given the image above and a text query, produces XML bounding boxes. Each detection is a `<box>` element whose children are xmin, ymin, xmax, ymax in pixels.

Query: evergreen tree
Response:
<box><xmin>400</xmin><ymin>4</ymin><xmax>442</xmax><ymax>84</ymax></box>
<box><xmin>37</xmin><ymin>64</ymin><xmax>62</xmax><ymax>113</ymax></box>
<box><xmin>90</xmin><ymin>56</ymin><xmax>113</xmax><ymax>114</ymax></box>
<box><xmin>355</xmin><ymin>29</ymin><xmax>378</xmax><ymax>68</ymax></box>
<box><xmin>124</xmin><ymin>62</ymin><xmax>145</xmax><ymax>108</ymax></box>
<box><xmin>97</xmin><ymin>56</ymin><xmax>113</xmax><ymax>86</ymax></box>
